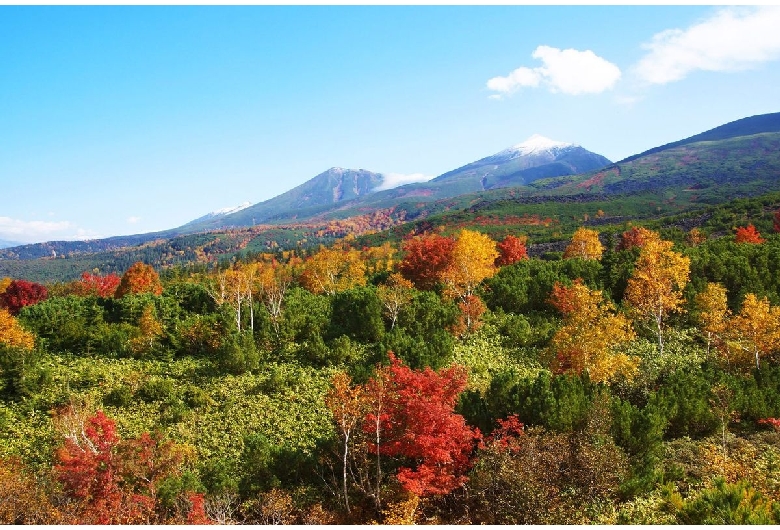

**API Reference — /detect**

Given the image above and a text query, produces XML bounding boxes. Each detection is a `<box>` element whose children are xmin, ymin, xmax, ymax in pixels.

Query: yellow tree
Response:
<box><xmin>376</xmin><ymin>273</ymin><xmax>414</xmax><ymax>330</ymax></box>
<box><xmin>563</xmin><ymin>227</ymin><xmax>603</xmax><ymax>260</ymax></box>
<box><xmin>694</xmin><ymin>282</ymin><xmax>730</xmax><ymax>356</ymax></box>
<box><xmin>0</xmin><ymin>308</ymin><xmax>35</xmax><ymax>350</ymax></box>
<box><xmin>549</xmin><ymin>280</ymin><xmax>637</xmax><ymax>383</ymax></box>
<box><xmin>255</xmin><ymin>261</ymin><xmax>293</xmax><ymax>338</ymax></box>
<box><xmin>440</xmin><ymin>230</ymin><xmax>498</xmax><ymax>331</ymax></box>
<box><xmin>300</xmin><ymin>247</ymin><xmax>366</xmax><ymax>295</ymax></box>
<box><xmin>726</xmin><ymin>294</ymin><xmax>780</xmax><ymax>370</ymax></box>
<box><xmin>0</xmin><ymin>277</ymin><xmax>11</xmax><ymax>296</ymax></box>
<box><xmin>129</xmin><ymin>304</ymin><xmax>163</xmax><ymax>356</ymax></box>
<box><xmin>624</xmin><ymin>238</ymin><xmax>690</xmax><ymax>355</ymax></box>
<box><xmin>324</xmin><ymin>372</ymin><xmax>366</xmax><ymax>515</ymax></box>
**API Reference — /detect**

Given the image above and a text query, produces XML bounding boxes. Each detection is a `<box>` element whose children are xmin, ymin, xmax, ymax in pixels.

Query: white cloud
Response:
<box><xmin>487</xmin><ymin>45</ymin><xmax>621</xmax><ymax>98</ymax></box>
<box><xmin>127</xmin><ymin>216</ymin><xmax>142</xmax><ymax>224</ymax></box>
<box><xmin>374</xmin><ymin>172</ymin><xmax>435</xmax><ymax>191</ymax></box>
<box><xmin>0</xmin><ymin>217</ymin><xmax>99</xmax><ymax>244</ymax></box>
<box><xmin>635</xmin><ymin>6</ymin><xmax>780</xmax><ymax>85</ymax></box>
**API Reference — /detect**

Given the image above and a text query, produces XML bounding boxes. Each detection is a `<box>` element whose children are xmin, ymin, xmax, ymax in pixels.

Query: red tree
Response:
<box><xmin>75</xmin><ymin>271</ymin><xmax>121</xmax><ymax>297</ymax></box>
<box><xmin>399</xmin><ymin>234</ymin><xmax>455</xmax><ymax>290</ymax></box>
<box><xmin>774</xmin><ymin>209</ymin><xmax>780</xmax><ymax>233</ymax></box>
<box><xmin>54</xmin><ymin>410</ymin><xmax>125</xmax><ymax>524</ymax></box>
<box><xmin>115</xmin><ymin>262</ymin><xmax>163</xmax><ymax>298</ymax></box>
<box><xmin>0</xmin><ymin>279</ymin><xmax>48</xmax><ymax>315</ymax></box>
<box><xmin>735</xmin><ymin>224</ymin><xmax>765</xmax><ymax>244</ymax></box>
<box><xmin>495</xmin><ymin>235</ymin><xmax>528</xmax><ymax>266</ymax></box>
<box><xmin>365</xmin><ymin>353</ymin><xmax>481</xmax><ymax>497</ymax></box>
<box><xmin>54</xmin><ymin>409</ymin><xmax>206</xmax><ymax>524</ymax></box>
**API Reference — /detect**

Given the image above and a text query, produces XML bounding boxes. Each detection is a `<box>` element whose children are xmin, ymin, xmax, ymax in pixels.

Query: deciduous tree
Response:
<box><xmin>617</xmin><ymin>226</ymin><xmax>661</xmax><ymax>251</ymax></box>
<box><xmin>115</xmin><ymin>262</ymin><xmax>163</xmax><ymax>298</ymax></box>
<box><xmin>495</xmin><ymin>234</ymin><xmax>528</xmax><ymax>266</ymax></box>
<box><xmin>300</xmin><ymin>247</ymin><xmax>366</xmax><ymax>295</ymax></box>
<box><xmin>0</xmin><ymin>308</ymin><xmax>35</xmax><ymax>350</ymax></box>
<box><xmin>563</xmin><ymin>227</ymin><xmax>603</xmax><ymax>260</ymax></box>
<box><xmin>376</xmin><ymin>273</ymin><xmax>414</xmax><ymax>331</ymax></box>
<box><xmin>549</xmin><ymin>280</ymin><xmax>637</xmax><ymax>383</ymax></box>
<box><xmin>624</xmin><ymin>238</ymin><xmax>690</xmax><ymax>354</ymax></box>
<box><xmin>694</xmin><ymin>282</ymin><xmax>730</xmax><ymax>356</ymax></box>
<box><xmin>0</xmin><ymin>279</ymin><xmax>48</xmax><ymax>315</ymax></box>
<box><xmin>365</xmin><ymin>353</ymin><xmax>481</xmax><ymax>497</ymax></box>
<box><xmin>74</xmin><ymin>271</ymin><xmax>121</xmax><ymax>298</ymax></box>
<box><xmin>735</xmin><ymin>224</ymin><xmax>765</xmax><ymax>244</ymax></box>
<box><xmin>399</xmin><ymin>234</ymin><xmax>455</xmax><ymax>290</ymax></box>
<box><xmin>725</xmin><ymin>294</ymin><xmax>780</xmax><ymax>370</ymax></box>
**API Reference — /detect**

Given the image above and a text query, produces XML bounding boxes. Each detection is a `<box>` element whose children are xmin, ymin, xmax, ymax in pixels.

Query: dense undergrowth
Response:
<box><xmin>2</xmin><ymin>209</ymin><xmax>780</xmax><ymax>523</ymax></box>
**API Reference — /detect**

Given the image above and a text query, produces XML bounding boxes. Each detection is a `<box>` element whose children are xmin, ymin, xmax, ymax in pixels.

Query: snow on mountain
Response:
<box><xmin>209</xmin><ymin>202</ymin><xmax>253</xmax><ymax>217</ymax></box>
<box><xmin>501</xmin><ymin>134</ymin><xmax>577</xmax><ymax>158</ymax></box>
<box><xmin>184</xmin><ymin>201</ymin><xmax>253</xmax><ymax>226</ymax></box>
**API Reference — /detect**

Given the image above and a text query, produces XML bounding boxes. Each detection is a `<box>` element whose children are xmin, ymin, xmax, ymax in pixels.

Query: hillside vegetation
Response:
<box><xmin>3</xmin><ymin>199</ymin><xmax>780</xmax><ymax>522</ymax></box>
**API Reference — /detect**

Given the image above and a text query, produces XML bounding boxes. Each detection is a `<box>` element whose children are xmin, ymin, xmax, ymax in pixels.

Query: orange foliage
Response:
<box><xmin>115</xmin><ymin>262</ymin><xmax>163</xmax><ymax>298</ymax></box>
<box><xmin>735</xmin><ymin>224</ymin><xmax>765</xmax><ymax>244</ymax></box>
<box><xmin>0</xmin><ymin>308</ymin><xmax>35</xmax><ymax>350</ymax></box>
<box><xmin>495</xmin><ymin>235</ymin><xmax>528</xmax><ymax>266</ymax></box>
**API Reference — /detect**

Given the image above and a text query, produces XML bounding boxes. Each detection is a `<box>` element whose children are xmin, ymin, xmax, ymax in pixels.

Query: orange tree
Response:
<box><xmin>115</xmin><ymin>262</ymin><xmax>163</xmax><ymax>298</ymax></box>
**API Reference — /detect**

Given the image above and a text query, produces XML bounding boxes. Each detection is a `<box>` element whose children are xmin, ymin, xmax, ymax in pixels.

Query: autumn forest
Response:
<box><xmin>3</xmin><ymin>211</ymin><xmax>780</xmax><ymax>524</ymax></box>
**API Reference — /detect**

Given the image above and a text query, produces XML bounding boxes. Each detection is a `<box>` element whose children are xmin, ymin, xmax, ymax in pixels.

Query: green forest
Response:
<box><xmin>2</xmin><ymin>205</ymin><xmax>780</xmax><ymax>524</ymax></box>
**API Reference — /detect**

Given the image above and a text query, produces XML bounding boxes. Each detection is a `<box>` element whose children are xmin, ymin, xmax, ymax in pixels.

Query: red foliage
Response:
<box><xmin>54</xmin><ymin>410</ymin><xmax>125</xmax><ymax>524</ymax></box>
<box><xmin>186</xmin><ymin>493</ymin><xmax>211</xmax><ymax>525</ymax></box>
<box><xmin>454</xmin><ymin>295</ymin><xmax>487</xmax><ymax>336</ymax></box>
<box><xmin>617</xmin><ymin>227</ymin><xmax>651</xmax><ymax>251</ymax></box>
<box><xmin>75</xmin><ymin>272</ymin><xmax>121</xmax><ymax>297</ymax></box>
<box><xmin>399</xmin><ymin>234</ymin><xmax>455</xmax><ymax>290</ymax></box>
<box><xmin>0</xmin><ymin>279</ymin><xmax>48</xmax><ymax>315</ymax></box>
<box><xmin>364</xmin><ymin>353</ymin><xmax>481</xmax><ymax>496</ymax></box>
<box><xmin>54</xmin><ymin>409</ymin><xmax>204</xmax><ymax>524</ymax></box>
<box><xmin>735</xmin><ymin>224</ymin><xmax>765</xmax><ymax>244</ymax></box>
<box><xmin>758</xmin><ymin>417</ymin><xmax>780</xmax><ymax>432</ymax></box>
<box><xmin>774</xmin><ymin>209</ymin><xmax>780</xmax><ymax>233</ymax></box>
<box><xmin>548</xmin><ymin>279</ymin><xmax>584</xmax><ymax>316</ymax></box>
<box><xmin>495</xmin><ymin>235</ymin><xmax>528</xmax><ymax>266</ymax></box>
<box><xmin>485</xmin><ymin>414</ymin><xmax>525</xmax><ymax>454</ymax></box>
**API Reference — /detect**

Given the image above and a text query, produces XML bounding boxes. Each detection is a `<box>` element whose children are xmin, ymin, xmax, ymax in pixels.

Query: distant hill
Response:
<box><xmin>0</xmin><ymin>239</ymin><xmax>23</xmax><ymax>249</ymax></box>
<box><xmin>4</xmin><ymin>112</ymin><xmax>780</xmax><ymax>283</ymax></box>
<box><xmin>619</xmin><ymin>112</ymin><xmax>780</xmax><ymax>164</ymax></box>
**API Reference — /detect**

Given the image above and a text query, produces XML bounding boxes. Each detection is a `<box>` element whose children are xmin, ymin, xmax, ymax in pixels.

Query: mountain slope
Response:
<box><xmin>619</xmin><ymin>112</ymin><xmax>780</xmax><ymax>164</ymax></box>
<box><xmin>184</xmin><ymin>167</ymin><xmax>384</xmax><ymax>231</ymax></box>
<box><xmin>431</xmin><ymin>134</ymin><xmax>612</xmax><ymax>191</ymax></box>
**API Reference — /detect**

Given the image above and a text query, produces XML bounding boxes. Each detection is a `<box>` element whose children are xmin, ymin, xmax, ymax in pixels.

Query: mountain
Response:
<box><xmin>185</xmin><ymin>135</ymin><xmax>612</xmax><ymax>230</ymax></box>
<box><xmin>183</xmin><ymin>202</ymin><xmax>253</xmax><ymax>227</ymax></box>
<box><xmin>0</xmin><ymin>239</ymin><xmax>23</xmax><ymax>249</ymax></box>
<box><xmin>619</xmin><ymin>112</ymin><xmax>780</xmax><ymax>164</ymax></box>
<box><xmin>429</xmin><ymin>134</ymin><xmax>612</xmax><ymax>192</ymax></box>
<box><xmin>185</xmin><ymin>168</ymin><xmax>384</xmax><ymax>231</ymax></box>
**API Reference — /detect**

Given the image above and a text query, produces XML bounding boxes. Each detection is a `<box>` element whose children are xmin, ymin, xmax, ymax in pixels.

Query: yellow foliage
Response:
<box><xmin>550</xmin><ymin>281</ymin><xmax>637</xmax><ymax>383</ymax></box>
<box><xmin>380</xmin><ymin>492</ymin><xmax>419</xmax><ymax>525</ymax></box>
<box><xmin>0</xmin><ymin>277</ymin><xmax>11</xmax><ymax>296</ymax></box>
<box><xmin>725</xmin><ymin>294</ymin><xmax>780</xmax><ymax>370</ymax></box>
<box><xmin>300</xmin><ymin>247</ymin><xmax>366</xmax><ymax>295</ymax></box>
<box><xmin>563</xmin><ymin>227</ymin><xmax>603</xmax><ymax>260</ymax></box>
<box><xmin>441</xmin><ymin>229</ymin><xmax>498</xmax><ymax>301</ymax></box>
<box><xmin>0</xmin><ymin>308</ymin><xmax>35</xmax><ymax>350</ymax></box>
<box><xmin>624</xmin><ymin>237</ymin><xmax>690</xmax><ymax>353</ymax></box>
<box><xmin>695</xmin><ymin>283</ymin><xmax>730</xmax><ymax>356</ymax></box>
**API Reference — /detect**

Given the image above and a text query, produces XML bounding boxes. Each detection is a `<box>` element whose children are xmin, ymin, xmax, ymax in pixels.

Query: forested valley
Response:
<box><xmin>3</xmin><ymin>209</ymin><xmax>780</xmax><ymax>524</ymax></box>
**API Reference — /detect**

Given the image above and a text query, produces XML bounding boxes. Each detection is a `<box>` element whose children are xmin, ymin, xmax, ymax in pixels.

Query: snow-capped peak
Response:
<box><xmin>506</xmin><ymin>134</ymin><xmax>575</xmax><ymax>156</ymax></box>
<box><xmin>209</xmin><ymin>201</ymin><xmax>252</xmax><ymax>217</ymax></box>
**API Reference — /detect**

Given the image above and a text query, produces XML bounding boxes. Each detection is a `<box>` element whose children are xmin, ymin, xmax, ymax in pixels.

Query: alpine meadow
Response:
<box><xmin>3</xmin><ymin>5</ymin><xmax>780</xmax><ymax>525</ymax></box>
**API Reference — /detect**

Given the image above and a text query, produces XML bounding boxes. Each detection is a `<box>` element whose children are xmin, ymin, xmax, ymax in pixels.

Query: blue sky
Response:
<box><xmin>2</xmin><ymin>5</ymin><xmax>780</xmax><ymax>244</ymax></box>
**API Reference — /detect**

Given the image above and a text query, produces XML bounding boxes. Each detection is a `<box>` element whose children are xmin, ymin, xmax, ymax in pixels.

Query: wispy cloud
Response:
<box><xmin>635</xmin><ymin>6</ymin><xmax>780</xmax><ymax>85</ymax></box>
<box><xmin>374</xmin><ymin>172</ymin><xmax>435</xmax><ymax>191</ymax></box>
<box><xmin>487</xmin><ymin>45</ymin><xmax>621</xmax><ymax>98</ymax></box>
<box><xmin>127</xmin><ymin>216</ymin><xmax>142</xmax><ymax>224</ymax></box>
<box><xmin>0</xmin><ymin>217</ymin><xmax>98</xmax><ymax>243</ymax></box>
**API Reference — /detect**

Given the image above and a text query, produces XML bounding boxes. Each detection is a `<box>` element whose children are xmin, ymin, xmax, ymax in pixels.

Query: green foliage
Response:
<box><xmin>327</xmin><ymin>286</ymin><xmax>384</xmax><ymax>344</ymax></box>
<box><xmin>672</xmin><ymin>478</ymin><xmax>780</xmax><ymax>524</ymax></box>
<box><xmin>381</xmin><ymin>290</ymin><xmax>457</xmax><ymax>369</ymax></box>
